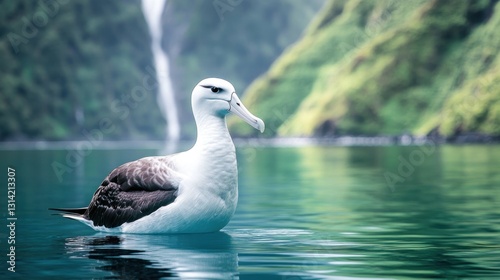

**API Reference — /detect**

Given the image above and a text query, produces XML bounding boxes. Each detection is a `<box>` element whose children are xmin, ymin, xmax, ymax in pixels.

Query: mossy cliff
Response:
<box><xmin>231</xmin><ymin>0</ymin><xmax>500</xmax><ymax>138</ymax></box>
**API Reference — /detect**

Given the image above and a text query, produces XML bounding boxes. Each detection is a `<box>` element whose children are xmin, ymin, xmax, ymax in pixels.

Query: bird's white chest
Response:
<box><xmin>120</xmin><ymin>152</ymin><xmax>238</xmax><ymax>233</ymax></box>
<box><xmin>180</xmin><ymin>145</ymin><xmax>238</xmax><ymax>203</ymax></box>
<box><xmin>161</xmin><ymin>144</ymin><xmax>239</xmax><ymax>232</ymax></box>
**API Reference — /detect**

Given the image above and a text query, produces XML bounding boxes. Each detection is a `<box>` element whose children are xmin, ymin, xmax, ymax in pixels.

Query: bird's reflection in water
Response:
<box><xmin>65</xmin><ymin>232</ymin><xmax>237</xmax><ymax>279</ymax></box>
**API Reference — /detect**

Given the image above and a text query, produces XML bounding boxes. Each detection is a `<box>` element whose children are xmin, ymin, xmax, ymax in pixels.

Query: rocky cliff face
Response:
<box><xmin>233</xmin><ymin>0</ymin><xmax>500</xmax><ymax>139</ymax></box>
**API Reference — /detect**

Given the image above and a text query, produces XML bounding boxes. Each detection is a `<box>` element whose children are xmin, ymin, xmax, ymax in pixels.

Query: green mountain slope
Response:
<box><xmin>233</xmin><ymin>0</ymin><xmax>500</xmax><ymax>138</ymax></box>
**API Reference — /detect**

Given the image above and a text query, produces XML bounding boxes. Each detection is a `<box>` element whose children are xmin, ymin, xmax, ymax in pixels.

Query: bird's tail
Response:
<box><xmin>49</xmin><ymin>207</ymin><xmax>87</xmax><ymax>215</ymax></box>
<box><xmin>49</xmin><ymin>207</ymin><xmax>89</xmax><ymax>220</ymax></box>
<box><xmin>50</xmin><ymin>207</ymin><xmax>96</xmax><ymax>229</ymax></box>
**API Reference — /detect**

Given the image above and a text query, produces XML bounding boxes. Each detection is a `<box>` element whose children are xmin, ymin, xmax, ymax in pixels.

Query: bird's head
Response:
<box><xmin>191</xmin><ymin>78</ymin><xmax>265</xmax><ymax>133</ymax></box>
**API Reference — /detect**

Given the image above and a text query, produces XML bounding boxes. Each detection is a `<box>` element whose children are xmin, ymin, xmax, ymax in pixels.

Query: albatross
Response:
<box><xmin>51</xmin><ymin>78</ymin><xmax>264</xmax><ymax>233</ymax></box>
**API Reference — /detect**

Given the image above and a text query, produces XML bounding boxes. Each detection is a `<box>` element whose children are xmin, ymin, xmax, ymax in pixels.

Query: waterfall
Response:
<box><xmin>141</xmin><ymin>0</ymin><xmax>181</xmax><ymax>141</ymax></box>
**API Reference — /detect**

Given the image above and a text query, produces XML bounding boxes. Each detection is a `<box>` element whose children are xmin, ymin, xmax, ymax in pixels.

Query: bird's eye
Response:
<box><xmin>211</xmin><ymin>87</ymin><xmax>220</xmax><ymax>93</ymax></box>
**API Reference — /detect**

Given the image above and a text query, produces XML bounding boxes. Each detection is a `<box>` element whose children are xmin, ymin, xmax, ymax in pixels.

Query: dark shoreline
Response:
<box><xmin>234</xmin><ymin>134</ymin><xmax>500</xmax><ymax>147</ymax></box>
<box><xmin>0</xmin><ymin>133</ymin><xmax>499</xmax><ymax>150</ymax></box>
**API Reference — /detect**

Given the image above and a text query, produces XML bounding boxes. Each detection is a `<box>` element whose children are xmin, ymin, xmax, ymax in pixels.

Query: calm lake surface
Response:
<box><xmin>1</xmin><ymin>143</ymin><xmax>499</xmax><ymax>279</ymax></box>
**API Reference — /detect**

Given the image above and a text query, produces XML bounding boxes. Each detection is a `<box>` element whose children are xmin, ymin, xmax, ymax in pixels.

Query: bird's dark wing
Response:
<box><xmin>84</xmin><ymin>157</ymin><xmax>179</xmax><ymax>228</ymax></box>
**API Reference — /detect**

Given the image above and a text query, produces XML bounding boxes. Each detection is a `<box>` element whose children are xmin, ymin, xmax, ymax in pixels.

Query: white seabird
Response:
<box><xmin>51</xmin><ymin>78</ymin><xmax>264</xmax><ymax>234</ymax></box>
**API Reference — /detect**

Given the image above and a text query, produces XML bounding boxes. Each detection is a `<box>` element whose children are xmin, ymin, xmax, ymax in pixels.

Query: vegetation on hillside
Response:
<box><xmin>0</xmin><ymin>1</ymin><xmax>165</xmax><ymax>141</ymax></box>
<box><xmin>3</xmin><ymin>0</ymin><xmax>498</xmax><ymax>141</ymax></box>
<box><xmin>0</xmin><ymin>0</ymin><xmax>324</xmax><ymax>140</ymax></box>
<box><xmin>233</xmin><ymin>0</ymin><xmax>500</xmax><ymax>138</ymax></box>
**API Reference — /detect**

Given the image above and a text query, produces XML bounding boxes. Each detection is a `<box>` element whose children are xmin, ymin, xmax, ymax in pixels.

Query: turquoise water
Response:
<box><xmin>1</xmin><ymin>143</ymin><xmax>500</xmax><ymax>279</ymax></box>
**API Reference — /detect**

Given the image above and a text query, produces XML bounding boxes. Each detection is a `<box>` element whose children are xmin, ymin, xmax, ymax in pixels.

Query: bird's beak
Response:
<box><xmin>229</xmin><ymin>92</ymin><xmax>265</xmax><ymax>133</ymax></box>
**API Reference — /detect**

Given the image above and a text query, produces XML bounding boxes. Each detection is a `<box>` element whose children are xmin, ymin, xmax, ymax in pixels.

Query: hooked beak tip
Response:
<box><xmin>229</xmin><ymin>92</ymin><xmax>265</xmax><ymax>133</ymax></box>
<box><xmin>256</xmin><ymin>118</ymin><xmax>265</xmax><ymax>133</ymax></box>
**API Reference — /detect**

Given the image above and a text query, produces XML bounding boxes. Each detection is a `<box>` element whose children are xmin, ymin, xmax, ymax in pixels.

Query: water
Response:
<box><xmin>1</xmin><ymin>144</ymin><xmax>500</xmax><ymax>279</ymax></box>
<box><xmin>142</xmin><ymin>0</ymin><xmax>181</xmax><ymax>141</ymax></box>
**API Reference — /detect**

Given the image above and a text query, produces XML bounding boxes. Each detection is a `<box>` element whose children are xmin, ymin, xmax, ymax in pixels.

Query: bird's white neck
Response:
<box><xmin>184</xmin><ymin>114</ymin><xmax>237</xmax><ymax>199</ymax></box>
<box><xmin>191</xmin><ymin>114</ymin><xmax>235</xmax><ymax>159</ymax></box>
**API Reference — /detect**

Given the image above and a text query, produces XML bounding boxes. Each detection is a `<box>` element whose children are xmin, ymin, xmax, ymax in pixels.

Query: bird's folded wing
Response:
<box><xmin>86</xmin><ymin>157</ymin><xmax>180</xmax><ymax>228</ymax></box>
<box><xmin>105</xmin><ymin>156</ymin><xmax>178</xmax><ymax>191</ymax></box>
